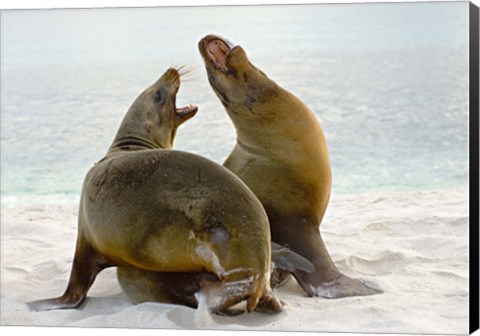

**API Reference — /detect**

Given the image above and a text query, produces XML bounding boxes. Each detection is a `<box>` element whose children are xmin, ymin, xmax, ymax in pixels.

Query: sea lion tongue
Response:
<box><xmin>207</xmin><ymin>40</ymin><xmax>230</xmax><ymax>70</ymax></box>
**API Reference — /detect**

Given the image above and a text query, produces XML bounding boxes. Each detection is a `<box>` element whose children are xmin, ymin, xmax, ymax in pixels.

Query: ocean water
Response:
<box><xmin>1</xmin><ymin>2</ymin><xmax>470</xmax><ymax>206</ymax></box>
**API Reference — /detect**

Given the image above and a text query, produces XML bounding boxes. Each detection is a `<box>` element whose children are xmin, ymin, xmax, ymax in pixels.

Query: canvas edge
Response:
<box><xmin>470</xmin><ymin>1</ymin><xmax>480</xmax><ymax>334</ymax></box>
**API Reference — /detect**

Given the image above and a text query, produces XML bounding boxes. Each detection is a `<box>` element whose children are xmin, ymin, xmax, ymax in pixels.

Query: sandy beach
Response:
<box><xmin>0</xmin><ymin>188</ymin><xmax>469</xmax><ymax>334</ymax></box>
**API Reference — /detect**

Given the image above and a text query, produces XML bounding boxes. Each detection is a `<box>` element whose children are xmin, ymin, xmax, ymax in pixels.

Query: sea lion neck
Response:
<box><xmin>107</xmin><ymin>99</ymin><xmax>173</xmax><ymax>156</ymax></box>
<box><xmin>110</xmin><ymin>134</ymin><xmax>162</xmax><ymax>152</ymax></box>
<box><xmin>228</xmin><ymin>92</ymin><xmax>318</xmax><ymax>151</ymax></box>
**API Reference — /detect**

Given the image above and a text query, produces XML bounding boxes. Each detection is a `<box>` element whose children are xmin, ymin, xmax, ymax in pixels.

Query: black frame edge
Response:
<box><xmin>470</xmin><ymin>1</ymin><xmax>480</xmax><ymax>334</ymax></box>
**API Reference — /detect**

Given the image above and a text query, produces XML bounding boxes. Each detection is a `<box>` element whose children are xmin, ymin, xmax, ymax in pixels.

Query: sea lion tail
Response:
<box><xmin>246</xmin><ymin>273</ymin><xmax>283</xmax><ymax>314</ymax></box>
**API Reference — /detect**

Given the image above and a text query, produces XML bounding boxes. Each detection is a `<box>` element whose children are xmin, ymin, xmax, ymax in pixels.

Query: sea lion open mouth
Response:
<box><xmin>161</xmin><ymin>67</ymin><xmax>199</xmax><ymax>119</ymax></box>
<box><xmin>176</xmin><ymin>104</ymin><xmax>198</xmax><ymax>118</ymax></box>
<box><xmin>168</xmin><ymin>67</ymin><xmax>198</xmax><ymax>119</ymax></box>
<box><xmin>206</xmin><ymin>38</ymin><xmax>233</xmax><ymax>71</ymax></box>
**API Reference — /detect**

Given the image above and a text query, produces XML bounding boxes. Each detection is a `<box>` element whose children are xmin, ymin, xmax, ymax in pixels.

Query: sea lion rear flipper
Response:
<box><xmin>28</xmin><ymin>233</ymin><xmax>111</xmax><ymax>311</ymax></box>
<box><xmin>271</xmin><ymin>242</ymin><xmax>315</xmax><ymax>273</ymax></box>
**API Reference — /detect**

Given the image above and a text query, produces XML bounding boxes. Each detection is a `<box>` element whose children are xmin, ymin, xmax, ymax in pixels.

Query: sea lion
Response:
<box><xmin>198</xmin><ymin>35</ymin><xmax>382</xmax><ymax>298</ymax></box>
<box><xmin>27</xmin><ymin>67</ymin><xmax>283</xmax><ymax>315</ymax></box>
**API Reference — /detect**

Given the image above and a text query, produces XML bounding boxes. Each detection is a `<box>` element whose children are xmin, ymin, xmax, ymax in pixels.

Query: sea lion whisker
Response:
<box><xmin>176</xmin><ymin>64</ymin><xmax>187</xmax><ymax>72</ymax></box>
<box><xmin>175</xmin><ymin>64</ymin><xmax>195</xmax><ymax>79</ymax></box>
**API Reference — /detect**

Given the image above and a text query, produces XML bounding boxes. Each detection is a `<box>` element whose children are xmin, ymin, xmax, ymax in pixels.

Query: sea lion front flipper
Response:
<box><xmin>28</xmin><ymin>232</ymin><xmax>111</xmax><ymax>311</ymax></box>
<box><xmin>272</xmin><ymin>219</ymin><xmax>382</xmax><ymax>298</ymax></box>
<box><xmin>293</xmin><ymin>272</ymin><xmax>383</xmax><ymax>298</ymax></box>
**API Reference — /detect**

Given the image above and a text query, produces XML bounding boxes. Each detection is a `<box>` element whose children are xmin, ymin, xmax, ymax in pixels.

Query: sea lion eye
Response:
<box><xmin>154</xmin><ymin>89</ymin><xmax>166</xmax><ymax>103</ymax></box>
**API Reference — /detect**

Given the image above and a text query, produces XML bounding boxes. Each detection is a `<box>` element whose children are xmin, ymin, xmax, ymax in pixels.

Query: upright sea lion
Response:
<box><xmin>27</xmin><ymin>68</ymin><xmax>283</xmax><ymax>315</ymax></box>
<box><xmin>199</xmin><ymin>35</ymin><xmax>381</xmax><ymax>298</ymax></box>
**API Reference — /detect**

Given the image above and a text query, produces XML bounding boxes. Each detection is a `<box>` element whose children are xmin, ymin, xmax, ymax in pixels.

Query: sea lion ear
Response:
<box><xmin>227</xmin><ymin>46</ymin><xmax>250</xmax><ymax>69</ymax></box>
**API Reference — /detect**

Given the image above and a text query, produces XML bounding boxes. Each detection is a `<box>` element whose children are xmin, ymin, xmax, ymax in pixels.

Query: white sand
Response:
<box><xmin>0</xmin><ymin>188</ymin><xmax>470</xmax><ymax>334</ymax></box>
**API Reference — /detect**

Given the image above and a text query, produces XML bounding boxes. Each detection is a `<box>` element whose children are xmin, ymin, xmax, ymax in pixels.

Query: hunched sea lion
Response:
<box><xmin>198</xmin><ymin>35</ymin><xmax>381</xmax><ymax>298</ymax></box>
<box><xmin>27</xmin><ymin>68</ymin><xmax>283</xmax><ymax>315</ymax></box>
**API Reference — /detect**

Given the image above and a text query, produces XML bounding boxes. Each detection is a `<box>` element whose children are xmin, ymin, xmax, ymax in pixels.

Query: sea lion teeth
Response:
<box><xmin>177</xmin><ymin>106</ymin><xmax>188</xmax><ymax>112</ymax></box>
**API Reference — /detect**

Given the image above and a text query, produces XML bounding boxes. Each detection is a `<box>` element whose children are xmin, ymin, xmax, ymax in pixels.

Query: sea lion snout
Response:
<box><xmin>200</xmin><ymin>35</ymin><xmax>250</xmax><ymax>73</ymax></box>
<box><xmin>161</xmin><ymin>67</ymin><xmax>180</xmax><ymax>83</ymax></box>
<box><xmin>226</xmin><ymin>46</ymin><xmax>250</xmax><ymax>70</ymax></box>
<box><xmin>205</xmin><ymin>39</ymin><xmax>249</xmax><ymax>73</ymax></box>
<box><xmin>152</xmin><ymin>67</ymin><xmax>181</xmax><ymax>95</ymax></box>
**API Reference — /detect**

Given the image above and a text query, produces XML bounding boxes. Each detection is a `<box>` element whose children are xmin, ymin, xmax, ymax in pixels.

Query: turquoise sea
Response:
<box><xmin>0</xmin><ymin>2</ymin><xmax>470</xmax><ymax>206</ymax></box>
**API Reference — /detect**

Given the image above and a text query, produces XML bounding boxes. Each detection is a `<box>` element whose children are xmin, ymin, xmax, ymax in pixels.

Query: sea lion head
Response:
<box><xmin>198</xmin><ymin>35</ymin><xmax>282</xmax><ymax>124</ymax></box>
<box><xmin>142</xmin><ymin>67</ymin><xmax>199</xmax><ymax>148</ymax></box>
<box><xmin>111</xmin><ymin>67</ymin><xmax>198</xmax><ymax>151</ymax></box>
